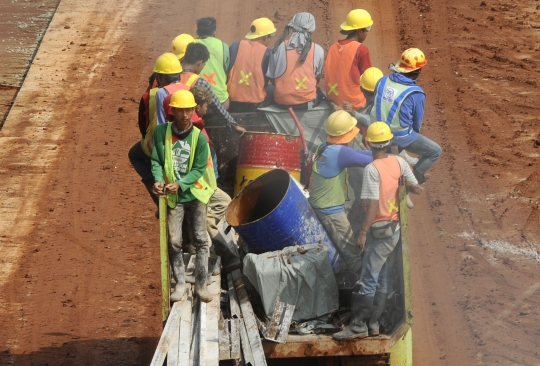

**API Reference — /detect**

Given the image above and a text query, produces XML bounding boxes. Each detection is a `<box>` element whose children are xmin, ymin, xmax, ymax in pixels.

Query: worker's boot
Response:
<box><xmin>170</xmin><ymin>253</ymin><xmax>186</xmax><ymax>302</ymax></box>
<box><xmin>212</xmin><ymin>231</ymin><xmax>241</xmax><ymax>274</ymax></box>
<box><xmin>194</xmin><ymin>252</ymin><xmax>213</xmax><ymax>303</ymax></box>
<box><xmin>332</xmin><ymin>293</ymin><xmax>374</xmax><ymax>341</ymax></box>
<box><xmin>412</xmin><ymin>167</ymin><xmax>426</xmax><ymax>185</ymax></box>
<box><xmin>368</xmin><ymin>291</ymin><xmax>388</xmax><ymax>336</ymax></box>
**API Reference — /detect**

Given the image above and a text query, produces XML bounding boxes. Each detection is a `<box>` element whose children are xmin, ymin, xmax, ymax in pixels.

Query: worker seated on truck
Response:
<box><xmin>370</xmin><ymin>48</ymin><xmax>442</xmax><ymax>187</ymax></box>
<box><xmin>333</xmin><ymin>122</ymin><xmax>422</xmax><ymax>341</ymax></box>
<box><xmin>196</xmin><ymin>17</ymin><xmax>230</xmax><ymax>109</ymax></box>
<box><xmin>307</xmin><ymin>110</ymin><xmax>373</xmax><ymax>274</ymax></box>
<box><xmin>129</xmin><ymin>53</ymin><xmax>182</xmax><ymax>209</ymax></box>
<box><xmin>146</xmin><ymin>34</ymin><xmax>195</xmax><ymax>92</ymax></box>
<box><xmin>156</xmin><ymin>43</ymin><xmax>246</xmax><ymax>136</ymax></box>
<box><xmin>266</xmin><ymin>12</ymin><xmax>325</xmax><ymax>110</ymax></box>
<box><xmin>188</xmin><ymin>86</ymin><xmax>241</xmax><ymax>273</ymax></box>
<box><xmin>151</xmin><ymin>90</ymin><xmax>217</xmax><ymax>303</ymax></box>
<box><xmin>325</xmin><ymin>9</ymin><xmax>373</xmax><ymax>112</ymax></box>
<box><xmin>227</xmin><ymin>17</ymin><xmax>276</xmax><ymax>113</ymax></box>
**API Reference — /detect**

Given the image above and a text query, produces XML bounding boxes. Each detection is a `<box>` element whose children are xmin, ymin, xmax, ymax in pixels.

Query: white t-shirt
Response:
<box><xmin>360</xmin><ymin>156</ymin><xmax>418</xmax><ymax>200</ymax></box>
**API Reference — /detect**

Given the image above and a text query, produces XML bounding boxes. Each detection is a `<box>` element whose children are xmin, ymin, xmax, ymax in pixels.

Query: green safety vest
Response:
<box><xmin>198</xmin><ymin>37</ymin><xmax>229</xmax><ymax>103</ymax></box>
<box><xmin>370</xmin><ymin>75</ymin><xmax>424</xmax><ymax>137</ymax></box>
<box><xmin>307</xmin><ymin>145</ymin><xmax>349</xmax><ymax>209</ymax></box>
<box><xmin>164</xmin><ymin>123</ymin><xmax>217</xmax><ymax>207</ymax></box>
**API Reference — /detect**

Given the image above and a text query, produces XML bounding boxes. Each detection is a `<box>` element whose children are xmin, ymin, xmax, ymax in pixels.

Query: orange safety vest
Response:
<box><xmin>371</xmin><ymin>156</ymin><xmax>401</xmax><ymax>222</ymax></box>
<box><xmin>274</xmin><ymin>41</ymin><xmax>316</xmax><ymax>105</ymax></box>
<box><xmin>228</xmin><ymin>40</ymin><xmax>268</xmax><ymax>103</ymax></box>
<box><xmin>324</xmin><ymin>41</ymin><xmax>366</xmax><ymax>110</ymax></box>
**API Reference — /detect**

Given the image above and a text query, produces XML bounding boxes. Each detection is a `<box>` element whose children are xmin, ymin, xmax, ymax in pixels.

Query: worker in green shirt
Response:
<box><xmin>151</xmin><ymin>90</ymin><xmax>217</xmax><ymax>303</ymax></box>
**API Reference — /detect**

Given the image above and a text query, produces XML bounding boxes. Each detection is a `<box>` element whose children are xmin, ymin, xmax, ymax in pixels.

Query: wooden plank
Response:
<box><xmin>255</xmin><ymin>315</ymin><xmax>267</xmax><ymax>337</ymax></box>
<box><xmin>199</xmin><ymin>301</ymin><xmax>207</xmax><ymax>366</ymax></box>
<box><xmin>206</xmin><ymin>278</ymin><xmax>221</xmax><ymax>366</ymax></box>
<box><xmin>238</xmin><ymin>314</ymin><xmax>255</xmax><ymax>365</ymax></box>
<box><xmin>150</xmin><ymin>299</ymin><xmax>184</xmax><ymax>366</ymax></box>
<box><xmin>167</xmin><ymin>311</ymin><xmax>180</xmax><ymax>366</ymax></box>
<box><xmin>232</xmin><ymin>269</ymin><xmax>268</xmax><ymax>366</ymax></box>
<box><xmin>178</xmin><ymin>285</ymin><xmax>194</xmax><ymax>366</ymax></box>
<box><xmin>264</xmin><ymin>301</ymin><xmax>285</xmax><ymax>340</ymax></box>
<box><xmin>276</xmin><ymin>304</ymin><xmax>295</xmax><ymax>344</ymax></box>
<box><xmin>218</xmin><ymin>318</ymin><xmax>231</xmax><ymax>361</ymax></box>
<box><xmin>229</xmin><ymin>318</ymin><xmax>241</xmax><ymax>360</ymax></box>
<box><xmin>227</xmin><ymin>272</ymin><xmax>241</xmax><ymax>318</ymax></box>
<box><xmin>228</xmin><ymin>273</ymin><xmax>253</xmax><ymax>365</ymax></box>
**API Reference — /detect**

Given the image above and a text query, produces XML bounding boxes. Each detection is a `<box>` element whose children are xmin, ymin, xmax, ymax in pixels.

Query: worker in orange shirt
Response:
<box><xmin>228</xmin><ymin>17</ymin><xmax>276</xmax><ymax>112</ymax></box>
<box><xmin>325</xmin><ymin>9</ymin><xmax>373</xmax><ymax>111</ymax></box>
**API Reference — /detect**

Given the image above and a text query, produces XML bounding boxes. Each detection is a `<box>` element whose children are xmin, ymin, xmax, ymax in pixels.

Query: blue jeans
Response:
<box><xmin>403</xmin><ymin>134</ymin><xmax>442</xmax><ymax>178</ymax></box>
<box><xmin>356</xmin><ymin>228</ymin><xmax>400</xmax><ymax>296</ymax></box>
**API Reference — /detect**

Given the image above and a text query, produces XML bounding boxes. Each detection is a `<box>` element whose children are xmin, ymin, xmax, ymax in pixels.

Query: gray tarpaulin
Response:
<box><xmin>259</xmin><ymin>101</ymin><xmax>334</xmax><ymax>153</ymax></box>
<box><xmin>242</xmin><ymin>244</ymin><xmax>339</xmax><ymax>323</ymax></box>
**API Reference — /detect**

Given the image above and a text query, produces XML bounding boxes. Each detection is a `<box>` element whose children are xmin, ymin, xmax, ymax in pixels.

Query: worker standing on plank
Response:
<box><xmin>370</xmin><ymin>48</ymin><xmax>442</xmax><ymax>185</ymax></box>
<box><xmin>266</xmin><ymin>12</ymin><xmax>325</xmax><ymax>110</ymax></box>
<box><xmin>191</xmin><ymin>86</ymin><xmax>240</xmax><ymax>272</ymax></box>
<box><xmin>156</xmin><ymin>43</ymin><xmax>246</xmax><ymax>135</ymax></box>
<box><xmin>325</xmin><ymin>9</ymin><xmax>373</xmax><ymax>111</ymax></box>
<box><xmin>146</xmin><ymin>34</ymin><xmax>195</xmax><ymax>92</ymax></box>
<box><xmin>196</xmin><ymin>17</ymin><xmax>230</xmax><ymax>108</ymax></box>
<box><xmin>227</xmin><ymin>17</ymin><xmax>276</xmax><ymax>112</ymax></box>
<box><xmin>333</xmin><ymin>122</ymin><xmax>422</xmax><ymax>340</ymax></box>
<box><xmin>151</xmin><ymin>90</ymin><xmax>216</xmax><ymax>303</ymax></box>
<box><xmin>308</xmin><ymin>110</ymin><xmax>373</xmax><ymax>274</ymax></box>
<box><xmin>129</xmin><ymin>53</ymin><xmax>182</xmax><ymax>209</ymax></box>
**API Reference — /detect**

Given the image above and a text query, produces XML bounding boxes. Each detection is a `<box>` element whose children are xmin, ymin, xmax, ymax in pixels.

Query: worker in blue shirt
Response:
<box><xmin>370</xmin><ymin>48</ymin><xmax>441</xmax><ymax>185</ymax></box>
<box><xmin>308</xmin><ymin>110</ymin><xmax>373</xmax><ymax>274</ymax></box>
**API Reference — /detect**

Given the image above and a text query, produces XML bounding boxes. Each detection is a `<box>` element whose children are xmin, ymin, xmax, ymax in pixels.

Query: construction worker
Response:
<box><xmin>325</xmin><ymin>9</ymin><xmax>373</xmax><ymax>111</ymax></box>
<box><xmin>151</xmin><ymin>90</ymin><xmax>217</xmax><ymax>303</ymax></box>
<box><xmin>129</xmin><ymin>53</ymin><xmax>182</xmax><ymax>208</ymax></box>
<box><xmin>146</xmin><ymin>34</ymin><xmax>195</xmax><ymax>92</ymax></box>
<box><xmin>308</xmin><ymin>110</ymin><xmax>373</xmax><ymax>274</ymax></box>
<box><xmin>155</xmin><ymin>43</ymin><xmax>246</xmax><ymax>135</ymax></box>
<box><xmin>342</xmin><ymin>67</ymin><xmax>384</xmax><ymax>130</ymax></box>
<box><xmin>266</xmin><ymin>12</ymin><xmax>325</xmax><ymax>110</ymax></box>
<box><xmin>333</xmin><ymin>122</ymin><xmax>422</xmax><ymax>340</ymax></box>
<box><xmin>370</xmin><ymin>48</ymin><xmax>442</xmax><ymax>185</ymax></box>
<box><xmin>227</xmin><ymin>17</ymin><xmax>276</xmax><ymax>112</ymax></box>
<box><xmin>196</xmin><ymin>17</ymin><xmax>230</xmax><ymax>108</ymax></box>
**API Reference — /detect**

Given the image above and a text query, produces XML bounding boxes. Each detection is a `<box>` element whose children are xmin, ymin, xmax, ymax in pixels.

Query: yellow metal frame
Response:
<box><xmin>159</xmin><ymin>196</ymin><xmax>170</xmax><ymax>323</ymax></box>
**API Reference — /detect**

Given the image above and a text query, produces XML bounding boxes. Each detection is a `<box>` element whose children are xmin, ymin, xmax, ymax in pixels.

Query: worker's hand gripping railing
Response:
<box><xmin>159</xmin><ymin>195</ymin><xmax>170</xmax><ymax>324</ymax></box>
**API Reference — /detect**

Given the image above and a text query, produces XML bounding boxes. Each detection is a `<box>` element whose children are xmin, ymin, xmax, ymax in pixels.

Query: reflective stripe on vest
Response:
<box><xmin>142</xmin><ymin>87</ymin><xmax>159</xmax><ymax>157</ymax></box>
<box><xmin>371</xmin><ymin>156</ymin><xmax>401</xmax><ymax>222</ymax></box>
<box><xmin>163</xmin><ymin>124</ymin><xmax>217</xmax><ymax>207</ymax></box>
<box><xmin>307</xmin><ymin>145</ymin><xmax>348</xmax><ymax>209</ymax></box>
<box><xmin>274</xmin><ymin>41</ymin><xmax>316</xmax><ymax>105</ymax></box>
<box><xmin>227</xmin><ymin>40</ymin><xmax>267</xmax><ymax>103</ymax></box>
<box><xmin>371</xmin><ymin>76</ymin><xmax>424</xmax><ymax>137</ymax></box>
<box><xmin>197</xmin><ymin>37</ymin><xmax>229</xmax><ymax>103</ymax></box>
<box><xmin>324</xmin><ymin>41</ymin><xmax>365</xmax><ymax>110</ymax></box>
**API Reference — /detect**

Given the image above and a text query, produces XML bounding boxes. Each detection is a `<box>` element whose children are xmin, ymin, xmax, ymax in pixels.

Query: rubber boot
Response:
<box><xmin>194</xmin><ymin>252</ymin><xmax>213</xmax><ymax>303</ymax></box>
<box><xmin>212</xmin><ymin>231</ymin><xmax>241</xmax><ymax>273</ymax></box>
<box><xmin>368</xmin><ymin>292</ymin><xmax>388</xmax><ymax>336</ymax></box>
<box><xmin>170</xmin><ymin>253</ymin><xmax>186</xmax><ymax>302</ymax></box>
<box><xmin>332</xmin><ymin>293</ymin><xmax>374</xmax><ymax>341</ymax></box>
<box><xmin>413</xmin><ymin>167</ymin><xmax>426</xmax><ymax>185</ymax></box>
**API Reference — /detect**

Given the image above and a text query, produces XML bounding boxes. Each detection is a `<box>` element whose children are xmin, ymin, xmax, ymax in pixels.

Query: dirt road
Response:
<box><xmin>0</xmin><ymin>0</ymin><xmax>539</xmax><ymax>365</ymax></box>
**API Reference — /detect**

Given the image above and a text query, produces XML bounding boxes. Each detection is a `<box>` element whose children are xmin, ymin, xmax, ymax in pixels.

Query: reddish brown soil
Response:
<box><xmin>0</xmin><ymin>0</ymin><xmax>539</xmax><ymax>365</ymax></box>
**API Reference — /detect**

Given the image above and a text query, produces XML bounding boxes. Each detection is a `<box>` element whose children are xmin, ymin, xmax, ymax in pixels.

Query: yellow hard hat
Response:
<box><xmin>325</xmin><ymin>110</ymin><xmax>360</xmax><ymax>144</ymax></box>
<box><xmin>245</xmin><ymin>17</ymin><xmax>277</xmax><ymax>39</ymax></box>
<box><xmin>360</xmin><ymin>67</ymin><xmax>384</xmax><ymax>92</ymax></box>
<box><xmin>340</xmin><ymin>9</ymin><xmax>373</xmax><ymax>31</ymax></box>
<box><xmin>366</xmin><ymin>122</ymin><xmax>394</xmax><ymax>143</ymax></box>
<box><xmin>153</xmin><ymin>52</ymin><xmax>182</xmax><ymax>74</ymax></box>
<box><xmin>169</xmin><ymin>90</ymin><xmax>197</xmax><ymax>109</ymax></box>
<box><xmin>171</xmin><ymin>34</ymin><xmax>197</xmax><ymax>60</ymax></box>
<box><xmin>395</xmin><ymin>48</ymin><xmax>427</xmax><ymax>73</ymax></box>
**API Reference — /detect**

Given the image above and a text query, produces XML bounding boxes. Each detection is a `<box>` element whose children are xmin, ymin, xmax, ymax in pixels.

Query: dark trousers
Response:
<box><xmin>128</xmin><ymin>141</ymin><xmax>158</xmax><ymax>207</ymax></box>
